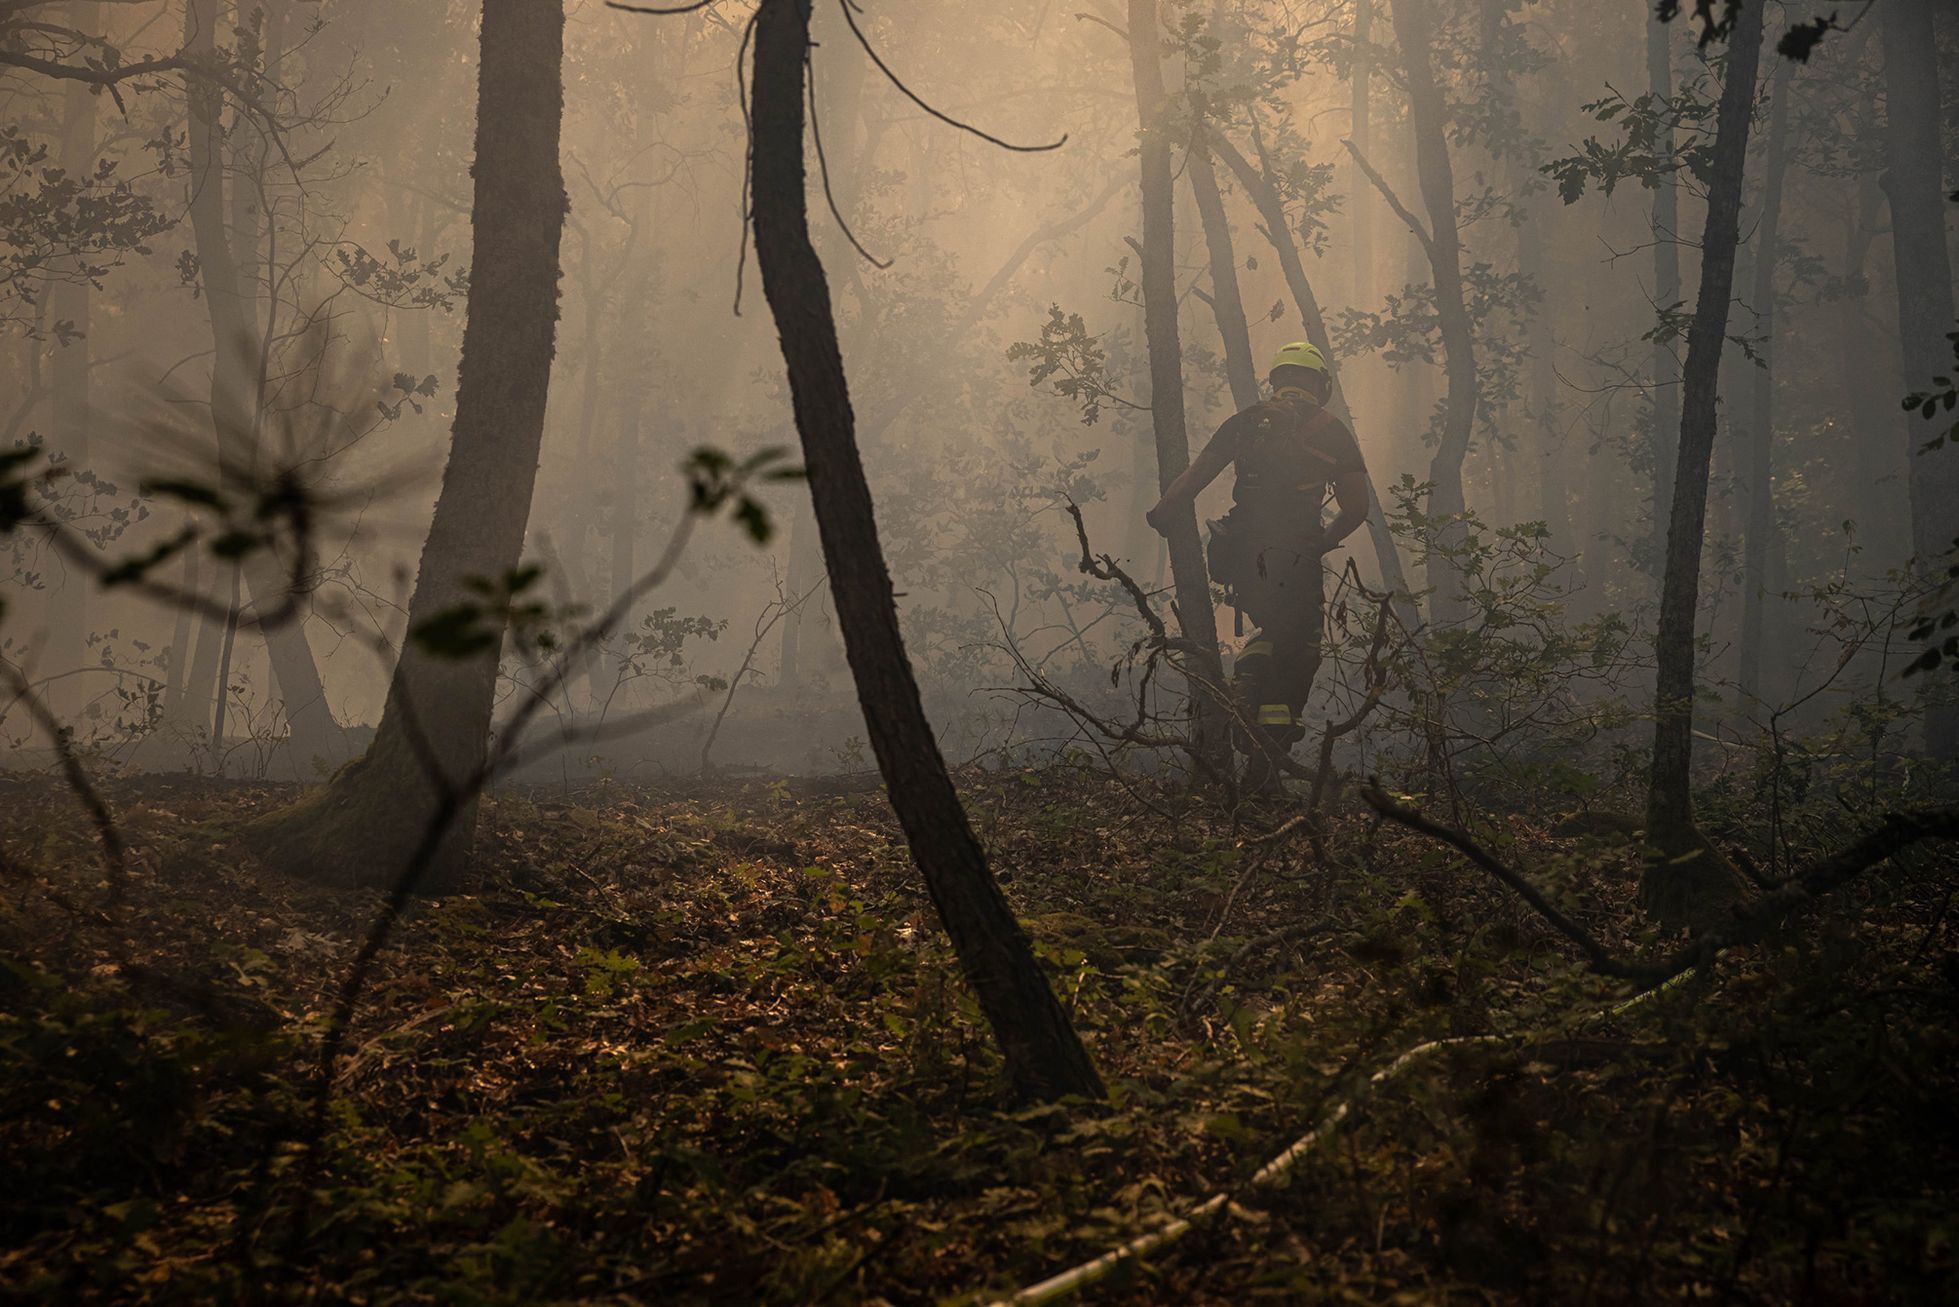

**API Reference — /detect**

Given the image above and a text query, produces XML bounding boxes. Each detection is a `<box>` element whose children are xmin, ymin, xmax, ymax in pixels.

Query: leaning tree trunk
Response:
<box><xmin>1391</xmin><ymin>0</ymin><xmax>1480</xmax><ymax>629</ymax></box>
<box><xmin>183</xmin><ymin>0</ymin><xmax>343</xmax><ymax>772</ymax></box>
<box><xmin>244</xmin><ymin>0</ymin><xmax>569</xmax><ymax>887</ymax></box>
<box><xmin>1737</xmin><ymin>54</ymin><xmax>1794</xmax><ymax>712</ymax></box>
<box><xmin>1642</xmin><ymin>0</ymin><xmax>1766</xmax><ymax>916</ymax></box>
<box><xmin>747</xmin><ymin>0</ymin><xmax>1104</xmax><ymax>1104</ymax></box>
<box><xmin>1880</xmin><ymin>0</ymin><xmax>1959</xmax><ymax>760</ymax></box>
<box><xmin>1188</xmin><ymin>145</ymin><xmax>1261</xmax><ymax>410</ymax></box>
<box><xmin>1207</xmin><ymin>129</ymin><xmax>1419</xmax><ymax>628</ymax></box>
<box><xmin>1645</xmin><ymin>3</ymin><xmax>1683</xmax><ymax>576</ymax></box>
<box><xmin>1127</xmin><ymin>0</ymin><xmax>1231</xmax><ymax>777</ymax></box>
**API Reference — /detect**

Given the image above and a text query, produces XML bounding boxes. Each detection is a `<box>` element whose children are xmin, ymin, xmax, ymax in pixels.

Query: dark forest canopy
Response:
<box><xmin>2</xmin><ymin>0</ymin><xmax>1958</xmax><ymax>1301</ymax></box>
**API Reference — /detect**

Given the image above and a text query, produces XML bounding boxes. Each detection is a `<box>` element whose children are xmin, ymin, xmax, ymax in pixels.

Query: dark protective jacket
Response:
<box><xmin>1226</xmin><ymin>393</ymin><xmax>1368</xmax><ymax>532</ymax></box>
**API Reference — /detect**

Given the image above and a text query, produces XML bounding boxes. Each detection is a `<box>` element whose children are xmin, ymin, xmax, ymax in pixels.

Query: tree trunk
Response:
<box><xmin>748</xmin><ymin>0</ymin><xmax>1104</xmax><ymax>1103</ymax></box>
<box><xmin>46</xmin><ymin>1</ymin><xmax>98</xmax><ymax>716</ymax></box>
<box><xmin>160</xmin><ymin>545</ymin><xmax>199</xmax><ymax>726</ymax></box>
<box><xmin>1646</xmin><ymin>4</ymin><xmax>1682</xmax><ymax>574</ymax></box>
<box><xmin>1208</xmin><ymin>129</ymin><xmax>1418</xmax><ymax>627</ymax></box>
<box><xmin>1880</xmin><ymin>0</ymin><xmax>1959</xmax><ymax>759</ymax></box>
<box><xmin>1128</xmin><ymin>0</ymin><xmax>1229</xmax><ymax>773</ymax></box>
<box><xmin>1350</xmin><ymin>0</ymin><xmax>1374</xmax><ymax>309</ymax></box>
<box><xmin>244</xmin><ymin>0</ymin><xmax>569</xmax><ymax>887</ymax></box>
<box><xmin>1391</xmin><ymin>0</ymin><xmax>1479</xmax><ymax>628</ymax></box>
<box><xmin>1188</xmin><ymin>147</ymin><xmax>1261</xmax><ymax>410</ymax></box>
<box><xmin>183</xmin><ymin>0</ymin><xmax>343</xmax><ymax>773</ymax></box>
<box><xmin>1738</xmin><ymin>55</ymin><xmax>1794</xmax><ymax>712</ymax></box>
<box><xmin>611</xmin><ymin>402</ymin><xmax>640</xmax><ymax>600</ymax></box>
<box><xmin>1642</xmin><ymin>0</ymin><xmax>1766</xmax><ymax>915</ymax></box>
<box><xmin>1519</xmin><ymin>188</ymin><xmax>1578</xmax><ymax>588</ymax></box>
<box><xmin>1843</xmin><ymin>167</ymin><xmax>1906</xmax><ymax>571</ymax></box>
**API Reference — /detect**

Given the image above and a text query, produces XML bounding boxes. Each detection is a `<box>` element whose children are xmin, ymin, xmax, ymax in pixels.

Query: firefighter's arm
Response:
<box><xmin>1320</xmin><ymin>469</ymin><xmax>1371</xmax><ymax>552</ymax></box>
<box><xmin>1146</xmin><ymin>418</ymin><xmax>1242</xmax><ymax>536</ymax></box>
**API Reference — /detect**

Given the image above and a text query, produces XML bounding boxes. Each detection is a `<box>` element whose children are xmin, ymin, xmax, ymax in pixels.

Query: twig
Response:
<box><xmin>700</xmin><ymin>576</ymin><xmax>823</xmax><ymax>772</ymax></box>
<box><xmin>835</xmin><ymin>0</ymin><xmax>1067</xmax><ymax>154</ymax></box>
<box><xmin>0</xmin><ymin>662</ymin><xmax>128</xmax><ymax>906</ymax></box>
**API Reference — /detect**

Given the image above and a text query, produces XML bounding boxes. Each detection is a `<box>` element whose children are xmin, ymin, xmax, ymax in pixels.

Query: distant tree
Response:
<box><xmin>1645</xmin><ymin>3</ymin><xmax>1684</xmax><ymax>571</ymax></box>
<box><xmin>43</xmin><ymin>2</ymin><xmax>102</xmax><ymax>714</ymax></box>
<box><xmin>1387</xmin><ymin>0</ymin><xmax>1480</xmax><ymax>628</ymax></box>
<box><xmin>180</xmin><ymin>0</ymin><xmax>343</xmax><ymax>770</ymax></box>
<box><xmin>1127</xmin><ymin>0</ymin><xmax>1231</xmax><ymax>775</ymax></box>
<box><xmin>246</xmin><ymin>0</ymin><xmax>570</xmax><ymax>886</ymax></box>
<box><xmin>1644</xmin><ymin>0</ymin><xmax>1766</xmax><ymax>920</ymax></box>
<box><xmin>746</xmin><ymin>0</ymin><xmax>1105</xmax><ymax>1103</ymax></box>
<box><xmin>1736</xmin><ymin>52</ymin><xmax>1795</xmax><ymax>711</ymax></box>
<box><xmin>1879</xmin><ymin>0</ymin><xmax>1959</xmax><ymax>760</ymax></box>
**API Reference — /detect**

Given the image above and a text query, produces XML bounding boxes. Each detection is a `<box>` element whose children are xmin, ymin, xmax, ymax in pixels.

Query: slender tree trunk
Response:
<box><xmin>211</xmin><ymin>562</ymin><xmax>242</xmax><ymax>767</ymax></box>
<box><xmin>1880</xmin><ymin>0</ymin><xmax>1959</xmax><ymax>759</ymax></box>
<box><xmin>1646</xmin><ymin>3</ymin><xmax>1682</xmax><ymax>573</ymax></box>
<box><xmin>748</xmin><ymin>0</ymin><xmax>1104</xmax><ymax>1103</ymax></box>
<box><xmin>1738</xmin><ymin>55</ymin><xmax>1794</xmax><ymax>711</ymax></box>
<box><xmin>1391</xmin><ymin>0</ymin><xmax>1479</xmax><ymax>628</ymax></box>
<box><xmin>46</xmin><ymin>5</ymin><xmax>96</xmax><ymax>717</ymax></box>
<box><xmin>777</xmin><ymin>0</ymin><xmax>874</xmax><ymax>693</ymax></box>
<box><xmin>245</xmin><ymin>0</ymin><xmax>569</xmax><ymax>887</ymax></box>
<box><xmin>611</xmin><ymin>403</ymin><xmax>639</xmax><ymax>598</ymax></box>
<box><xmin>1188</xmin><ymin>147</ymin><xmax>1260</xmax><ymax>410</ymax></box>
<box><xmin>1643</xmin><ymin>0</ymin><xmax>1766</xmax><ymax>912</ymax></box>
<box><xmin>1519</xmin><ymin>190</ymin><xmax>1577</xmax><ymax>586</ymax></box>
<box><xmin>184</xmin><ymin>0</ymin><xmax>343</xmax><ymax>771</ymax></box>
<box><xmin>1350</xmin><ymin>0</ymin><xmax>1374</xmax><ymax>310</ymax></box>
<box><xmin>160</xmin><ymin>546</ymin><xmax>199</xmax><ymax>725</ymax></box>
<box><xmin>1129</xmin><ymin>0</ymin><xmax>1229</xmax><ymax>772</ymax></box>
<box><xmin>1842</xmin><ymin>168</ymin><xmax>1905</xmax><ymax>570</ymax></box>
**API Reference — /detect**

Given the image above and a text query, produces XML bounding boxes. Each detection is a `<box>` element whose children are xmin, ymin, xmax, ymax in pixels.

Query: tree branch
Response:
<box><xmin>1341</xmin><ymin>139</ymin><xmax>1434</xmax><ymax>256</ymax></box>
<box><xmin>1360</xmin><ymin>784</ymin><xmax>1959</xmax><ymax>989</ymax></box>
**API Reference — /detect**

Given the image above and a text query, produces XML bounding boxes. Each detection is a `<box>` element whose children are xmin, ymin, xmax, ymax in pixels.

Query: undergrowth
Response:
<box><xmin>1</xmin><ymin>766</ymin><xmax>1953</xmax><ymax>1303</ymax></box>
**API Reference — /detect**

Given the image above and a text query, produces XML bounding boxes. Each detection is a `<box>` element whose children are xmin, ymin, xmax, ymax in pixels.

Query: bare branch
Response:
<box><xmin>1342</xmin><ymin>139</ymin><xmax>1435</xmax><ymax>256</ymax></box>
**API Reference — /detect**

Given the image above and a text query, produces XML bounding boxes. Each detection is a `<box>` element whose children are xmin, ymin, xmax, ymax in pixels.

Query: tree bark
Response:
<box><xmin>1880</xmin><ymin>0</ymin><xmax>1959</xmax><ymax>759</ymax></box>
<box><xmin>244</xmin><ymin>0</ymin><xmax>569</xmax><ymax>886</ymax></box>
<box><xmin>1645</xmin><ymin>4</ymin><xmax>1682</xmax><ymax>575</ymax></box>
<box><xmin>1390</xmin><ymin>0</ymin><xmax>1479</xmax><ymax>628</ymax></box>
<box><xmin>1737</xmin><ymin>54</ymin><xmax>1793</xmax><ymax>712</ymax></box>
<box><xmin>748</xmin><ymin>0</ymin><xmax>1104</xmax><ymax>1103</ymax></box>
<box><xmin>1643</xmin><ymin>0</ymin><xmax>1766</xmax><ymax>911</ymax></box>
<box><xmin>1129</xmin><ymin>0</ymin><xmax>1230</xmax><ymax>772</ymax></box>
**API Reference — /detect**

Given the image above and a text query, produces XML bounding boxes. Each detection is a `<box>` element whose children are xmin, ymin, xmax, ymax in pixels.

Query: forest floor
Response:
<box><xmin>2</xmin><ymin>765</ymin><xmax>1955</xmax><ymax>1304</ymax></box>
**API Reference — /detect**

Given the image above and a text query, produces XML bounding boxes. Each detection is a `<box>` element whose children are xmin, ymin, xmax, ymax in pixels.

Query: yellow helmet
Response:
<box><xmin>1270</xmin><ymin>341</ymin><xmax>1330</xmax><ymax>376</ymax></box>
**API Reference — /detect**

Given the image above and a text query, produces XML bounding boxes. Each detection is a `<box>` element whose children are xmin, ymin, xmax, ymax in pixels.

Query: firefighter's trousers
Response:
<box><xmin>1231</xmin><ymin>539</ymin><xmax>1324</xmax><ymax>750</ymax></box>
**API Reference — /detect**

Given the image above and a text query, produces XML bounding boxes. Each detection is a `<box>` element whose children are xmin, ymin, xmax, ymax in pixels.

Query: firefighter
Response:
<box><xmin>1145</xmin><ymin>342</ymin><xmax>1371</xmax><ymax>789</ymax></box>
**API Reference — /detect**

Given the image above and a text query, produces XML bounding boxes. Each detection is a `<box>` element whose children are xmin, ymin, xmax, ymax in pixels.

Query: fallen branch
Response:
<box><xmin>983</xmin><ymin>928</ymin><xmax>1769</xmax><ymax>1306</ymax></box>
<box><xmin>1359</xmin><ymin>785</ymin><xmax>1959</xmax><ymax>989</ymax></box>
<box><xmin>987</xmin><ymin>1034</ymin><xmax>1500</xmax><ymax>1306</ymax></box>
